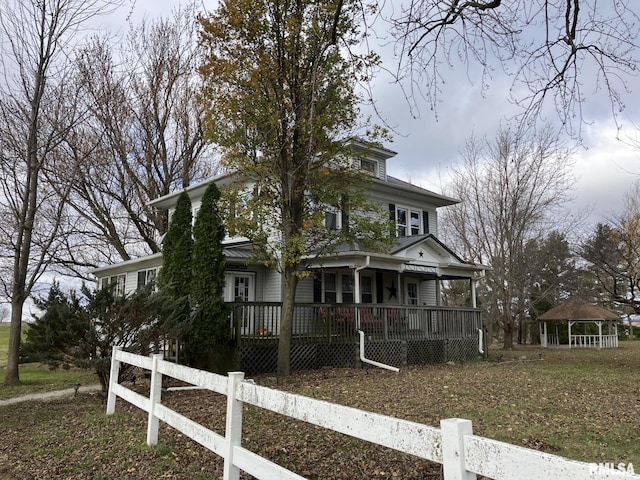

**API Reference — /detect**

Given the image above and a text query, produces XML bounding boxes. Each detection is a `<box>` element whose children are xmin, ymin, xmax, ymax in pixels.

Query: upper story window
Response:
<box><xmin>397</xmin><ymin>207</ymin><xmax>421</xmax><ymax>237</ymax></box>
<box><xmin>137</xmin><ymin>268</ymin><xmax>157</xmax><ymax>290</ymax></box>
<box><xmin>101</xmin><ymin>274</ymin><xmax>126</xmax><ymax>296</ymax></box>
<box><xmin>325</xmin><ymin>210</ymin><xmax>338</xmax><ymax>230</ymax></box>
<box><xmin>391</xmin><ymin>204</ymin><xmax>427</xmax><ymax>237</ymax></box>
<box><xmin>360</xmin><ymin>158</ymin><xmax>378</xmax><ymax>176</ymax></box>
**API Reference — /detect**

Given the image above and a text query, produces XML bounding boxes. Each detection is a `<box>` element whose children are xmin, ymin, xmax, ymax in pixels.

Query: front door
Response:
<box><xmin>226</xmin><ymin>273</ymin><xmax>256</xmax><ymax>335</ymax></box>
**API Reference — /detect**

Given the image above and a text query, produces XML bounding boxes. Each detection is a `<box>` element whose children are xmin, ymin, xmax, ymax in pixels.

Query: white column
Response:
<box><xmin>470</xmin><ymin>278</ymin><xmax>477</xmax><ymax>309</ymax></box>
<box><xmin>568</xmin><ymin>321</ymin><xmax>573</xmax><ymax>349</ymax></box>
<box><xmin>597</xmin><ymin>321</ymin><xmax>603</xmax><ymax>349</ymax></box>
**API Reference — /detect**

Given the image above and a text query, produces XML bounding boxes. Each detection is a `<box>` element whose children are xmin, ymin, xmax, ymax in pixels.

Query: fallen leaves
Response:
<box><xmin>1</xmin><ymin>343</ymin><xmax>640</xmax><ymax>478</ymax></box>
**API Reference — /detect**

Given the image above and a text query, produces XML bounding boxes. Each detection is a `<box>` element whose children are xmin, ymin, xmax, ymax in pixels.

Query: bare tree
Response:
<box><xmin>0</xmin><ymin>0</ymin><xmax>123</xmax><ymax>385</ymax></box>
<box><xmin>581</xmin><ymin>181</ymin><xmax>640</xmax><ymax>316</ymax></box>
<box><xmin>386</xmin><ymin>1</ymin><xmax>640</xmax><ymax>135</ymax></box>
<box><xmin>56</xmin><ymin>5</ymin><xmax>217</xmax><ymax>273</ymax></box>
<box><xmin>441</xmin><ymin>125</ymin><xmax>575</xmax><ymax>349</ymax></box>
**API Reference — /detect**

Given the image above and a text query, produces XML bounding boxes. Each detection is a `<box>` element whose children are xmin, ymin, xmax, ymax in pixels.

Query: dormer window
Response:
<box><xmin>360</xmin><ymin>158</ymin><xmax>378</xmax><ymax>176</ymax></box>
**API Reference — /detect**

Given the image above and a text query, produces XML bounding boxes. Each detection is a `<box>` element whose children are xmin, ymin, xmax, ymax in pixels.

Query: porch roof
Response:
<box><xmin>306</xmin><ymin>234</ymin><xmax>486</xmax><ymax>280</ymax></box>
<box><xmin>89</xmin><ymin>240</ymin><xmax>255</xmax><ymax>277</ymax></box>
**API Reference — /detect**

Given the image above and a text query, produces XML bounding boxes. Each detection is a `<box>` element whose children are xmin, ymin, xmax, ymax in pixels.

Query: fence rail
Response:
<box><xmin>107</xmin><ymin>347</ymin><xmax>640</xmax><ymax>480</ymax></box>
<box><xmin>229</xmin><ymin>302</ymin><xmax>482</xmax><ymax>344</ymax></box>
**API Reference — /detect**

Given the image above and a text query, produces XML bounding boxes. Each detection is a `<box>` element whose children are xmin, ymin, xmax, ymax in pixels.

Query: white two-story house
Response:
<box><xmin>91</xmin><ymin>142</ymin><xmax>486</xmax><ymax>370</ymax></box>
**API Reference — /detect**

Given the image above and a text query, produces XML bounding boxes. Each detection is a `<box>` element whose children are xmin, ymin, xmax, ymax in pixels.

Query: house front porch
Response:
<box><xmin>230</xmin><ymin>302</ymin><xmax>482</xmax><ymax>343</ymax></box>
<box><xmin>229</xmin><ymin>302</ymin><xmax>484</xmax><ymax>373</ymax></box>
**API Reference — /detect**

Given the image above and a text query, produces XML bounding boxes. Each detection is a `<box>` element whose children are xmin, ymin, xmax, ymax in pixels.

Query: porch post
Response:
<box><xmin>436</xmin><ymin>277</ymin><xmax>442</xmax><ymax>307</ymax></box>
<box><xmin>470</xmin><ymin>278</ymin><xmax>477</xmax><ymax>308</ymax></box>
<box><xmin>354</xmin><ymin>267</ymin><xmax>361</xmax><ymax>330</ymax></box>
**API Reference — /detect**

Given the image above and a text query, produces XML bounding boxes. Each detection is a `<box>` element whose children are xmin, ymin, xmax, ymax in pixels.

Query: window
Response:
<box><xmin>411</xmin><ymin>211</ymin><xmax>420</xmax><ymax>235</ymax></box>
<box><xmin>325</xmin><ymin>210</ymin><xmax>338</xmax><ymax>230</ymax></box>
<box><xmin>341</xmin><ymin>274</ymin><xmax>354</xmax><ymax>303</ymax></box>
<box><xmin>397</xmin><ymin>208</ymin><xmax>407</xmax><ymax>236</ymax></box>
<box><xmin>137</xmin><ymin>268</ymin><xmax>157</xmax><ymax>290</ymax></box>
<box><xmin>407</xmin><ymin>282</ymin><xmax>418</xmax><ymax>306</ymax></box>
<box><xmin>101</xmin><ymin>274</ymin><xmax>126</xmax><ymax>296</ymax></box>
<box><xmin>395</xmin><ymin>206</ymin><xmax>422</xmax><ymax>237</ymax></box>
<box><xmin>361</xmin><ymin>276</ymin><xmax>373</xmax><ymax>303</ymax></box>
<box><xmin>360</xmin><ymin>158</ymin><xmax>378</xmax><ymax>176</ymax></box>
<box><xmin>324</xmin><ymin>273</ymin><xmax>337</xmax><ymax>303</ymax></box>
<box><xmin>234</xmin><ymin>275</ymin><xmax>250</xmax><ymax>301</ymax></box>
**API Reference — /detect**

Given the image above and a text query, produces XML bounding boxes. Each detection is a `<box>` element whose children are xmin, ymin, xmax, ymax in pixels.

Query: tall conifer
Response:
<box><xmin>158</xmin><ymin>191</ymin><xmax>193</xmax><ymax>338</ymax></box>
<box><xmin>187</xmin><ymin>183</ymin><xmax>231</xmax><ymax>368</ymax></box>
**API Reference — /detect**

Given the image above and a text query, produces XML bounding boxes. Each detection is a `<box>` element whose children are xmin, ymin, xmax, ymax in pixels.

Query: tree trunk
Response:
<box><xmin>277</xmin><ymin>270</ymin><xmax>298</xmax><ymax>377</ymax></box>
<box><xmin>502</xmin><ymin>316</ymin><xmax>514</xmax><ymax>350</ymax></box>
<box><xmin>4</xmin><ymin>298</ymin><xmax>25</xmax><ymax>385</ymax></box>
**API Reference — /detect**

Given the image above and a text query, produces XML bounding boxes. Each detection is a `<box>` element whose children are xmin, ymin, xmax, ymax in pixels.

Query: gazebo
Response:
<box><xmin>538</xmin><ymin>298</ymin><xmax>620</xmax><ymax>349</ymax></box>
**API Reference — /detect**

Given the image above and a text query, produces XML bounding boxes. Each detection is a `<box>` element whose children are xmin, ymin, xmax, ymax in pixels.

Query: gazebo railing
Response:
<box><xmin>570</xmin><ymin>334</ymin><xmax>618</xmax><ymax>349</ymax></box>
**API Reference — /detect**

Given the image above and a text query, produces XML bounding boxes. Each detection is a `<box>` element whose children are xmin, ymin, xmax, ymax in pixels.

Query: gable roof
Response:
<box><xmin>390</xmin><ymin>234</ymin><xmax>464</xmax><ymax>261</ymax></box>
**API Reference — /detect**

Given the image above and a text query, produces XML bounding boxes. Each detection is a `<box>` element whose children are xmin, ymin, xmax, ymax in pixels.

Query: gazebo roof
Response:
<box><xmin>538</xmin><ymin>298</ymin><xmax>620</xmax><ymax>322</ymax></box>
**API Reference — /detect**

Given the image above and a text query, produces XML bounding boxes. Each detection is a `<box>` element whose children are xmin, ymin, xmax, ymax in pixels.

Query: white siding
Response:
<box><xmin>427</xmin><ymin>208</ymin><xmax>438</xmax><ymax>236</ymax></box>
<box><xmin>295</xmin><ymin>276</ymin><xmax>314</xmax><ymax>302</ymax></box>
<box><xmin>378</xmin><ymin>158</ymin><xmax>386</xmax><ymax>179</ymax></box>
<box><xmin>261</xmin><ymin>268</ymin><xmax>282</xmax><ymax>302</ymax></box>
<box><xmin>420</xmin><ymin>280</ymin><xmax>437</xmax><ymax>306</ymax></box>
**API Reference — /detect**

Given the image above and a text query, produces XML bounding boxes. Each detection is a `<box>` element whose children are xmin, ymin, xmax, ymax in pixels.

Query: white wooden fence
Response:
<box><xmin>107</xmin><ymin>347</ymin><xmax>639</xmax><ymax>480</ymax></box>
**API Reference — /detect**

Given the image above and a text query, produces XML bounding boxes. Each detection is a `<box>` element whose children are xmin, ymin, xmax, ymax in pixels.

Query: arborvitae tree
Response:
<box><xmin>187</xmin><ymin>183</ymin><xmax>231</xmax><ymax>369</ymax></box>
<box><xmin>158</xmin><ymin>191</ymin><xmax>193</xmax><ymax>339</ymax></box>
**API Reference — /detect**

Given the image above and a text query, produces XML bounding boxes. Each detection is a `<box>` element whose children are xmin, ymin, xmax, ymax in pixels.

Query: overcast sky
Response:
<box><xmin>109</xmin><ymin>0</ymin><xmax>640</xmax><ymax>233</ymax></box>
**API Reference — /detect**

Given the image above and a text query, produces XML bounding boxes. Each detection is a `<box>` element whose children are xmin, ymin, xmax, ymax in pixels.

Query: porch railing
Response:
<box><xmin>229</xmin><ymin>303</ymin><xmax>482</xmax><ymax>344</ymax></box>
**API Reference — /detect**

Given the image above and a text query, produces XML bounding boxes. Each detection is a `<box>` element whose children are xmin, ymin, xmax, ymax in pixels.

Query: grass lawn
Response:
<box><xmin>0</xmin><ymin>323</ymin><xmax>13</xmax><ymax>369</ymax></box>
<box><xmin>0</xmin><ymin>342</ymin><xmax>639</xmax><ymax>479</ymax></box>
<box><xmin>0</xmin><ymin>322</ymin><xmax>98</xmax><ymax>399</ymax></box>
<box><xmin>0</xmin><ymin>363</ymin><xmax>98</xmax><ymax>400</ymax></box>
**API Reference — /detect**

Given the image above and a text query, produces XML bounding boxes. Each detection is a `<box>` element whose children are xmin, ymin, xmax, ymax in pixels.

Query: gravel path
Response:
<box><xmin>0</xmin><ymin>384</ymin><xmax>102</xmax><ymax>406</ymax></box>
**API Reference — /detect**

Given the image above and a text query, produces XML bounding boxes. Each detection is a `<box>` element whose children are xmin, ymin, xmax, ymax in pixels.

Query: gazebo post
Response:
<box><xmin>597</xmin><ymin>321</ymin><xmax>603</xmax><ymax>349</ymax></box>
<box><xmin>568</xmin><ymin>321</ymin><xmax>573</xmax><ymax>349</ymax></box>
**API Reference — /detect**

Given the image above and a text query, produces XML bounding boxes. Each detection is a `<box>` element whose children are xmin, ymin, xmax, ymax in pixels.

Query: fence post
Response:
<box><xmin>106</xmin><ymin>346</ymin><xmax>122</xmax><ymax>415</ymax></box>
<box><xmin>146</xmin><ymin>353</ymin><xmax>164</xmax><ymax>446</ymax></box>
<box><xmin>223</xmin><ymin>372</ymin><xmax>245</xmax><ymax>480</ymax></box>
<box><xmin>440</xmin><ymin>418</ymin><xmax>476</xmax><ymax>480</ymax></box>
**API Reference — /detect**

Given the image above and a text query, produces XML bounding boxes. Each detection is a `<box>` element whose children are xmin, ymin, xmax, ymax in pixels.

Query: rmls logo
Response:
<box><xmin>589</xmin><ymin>462</ymin><xmax>635</xmax><ymax>475</ymax></box>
